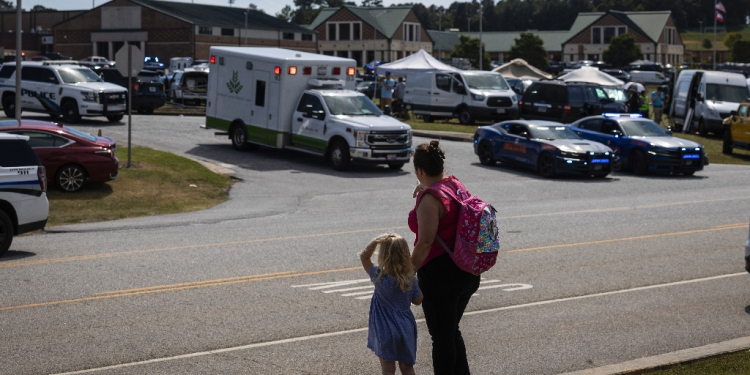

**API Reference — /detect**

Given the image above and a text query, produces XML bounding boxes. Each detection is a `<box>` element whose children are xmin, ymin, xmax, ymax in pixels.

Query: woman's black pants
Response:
<box><xmin>417</xmin><ymin>253</ymin><xmax>481</xmax><ymax>375</ymax></box>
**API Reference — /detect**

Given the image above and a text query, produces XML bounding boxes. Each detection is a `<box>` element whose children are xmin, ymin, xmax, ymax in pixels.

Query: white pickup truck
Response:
<box><xmin>205</xmin><ymin>47</ymin><xmax>413</xmax><ymax>171</ymax></box>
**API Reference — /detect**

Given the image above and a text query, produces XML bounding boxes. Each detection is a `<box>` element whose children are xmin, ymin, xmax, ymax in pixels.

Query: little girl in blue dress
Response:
<box><xmin>360</xmin><ymin>233</ymin><xmax>423</xmax><ymax>375</ymax></box>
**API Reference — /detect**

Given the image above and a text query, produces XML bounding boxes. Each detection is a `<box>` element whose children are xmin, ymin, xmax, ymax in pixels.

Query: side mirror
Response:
<box><xmin>521</xmin><ymin>131</ymin><xmax>530</xmax><ymax>140</ymax></box>
<box><xmin>666</xmin><ymin>126</ymin><xmax>673</xmax><ymax>135</ymax></box>
<box><xmin>730</xmin><ymin>110</ymin><xmax>738</xmax><ymax>116</ymax></box>
<box><xmin>695</xmin><ymin>92</ymin><xmax>704</xmax><ymax>102</ymax></box>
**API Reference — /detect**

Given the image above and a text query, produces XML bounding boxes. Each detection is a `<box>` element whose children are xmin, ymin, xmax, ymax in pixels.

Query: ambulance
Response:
<box><xmin>205</xmin><ymin>47</ymin><xmax>414</xmax><ymax>171</ymax></box>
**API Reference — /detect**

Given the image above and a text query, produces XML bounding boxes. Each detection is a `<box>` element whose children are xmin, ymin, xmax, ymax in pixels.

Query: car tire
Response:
<box><xmin>3</xmin><ymin>95</ymin><xmax>15</xmax><ymax>118</ymax></box>
<box><xmin>144</xmin><ymin>107</ymin><xmax>155</xmax><ymax>115</ymax></box>
<box><xmin>106</xmin><ymin>114</ymin><xmax>124</xmax><ymax>122</ymax></box>
<box><xmin>537</xmin><ymin>153</ymin><xmax>556</xmax><ymax>178</ymax></box>
<box><xmin>422</xmin><ymin>114</ymin><xmax>434</xmax><ymax>123</ymax></box>
<box><xmin>330</xmin><ymin>139</ymin><xmax>351</xmax><ymax>171</ymax></box>
<box><xmin>230</xmin><ymin>124</ymin><xmax>252</xmax><ymax>151</ymax></box>
<box><xmin>61</xmin><ymin>101</ymin><xmax>81</xmax><ymax>123</ymax></box>
<box><xmin>698</xmin><ymin>118</ymin><xmax>707</xmax><ymax>137</ymax></box>
<box><xmin>56</xmin><ymin>164</ymin><xmax>86</xmax><ymax>192</ymax></box>
<box><xmin>0</xmin><ymin>209</ymin><xmax>13</xmax><ymax>257</ymax></box>
<box><xmin>388</xmin><ymin>163</ymin><xmax>404</xmax><ymax>170</ymax></box>
<box><xmin>592</xmin><ymin>173</ymin><xmax>609</xmax><ymax>178</ymax></box>
<box><xmin>478</xmin><ymin>141</ymin><xmax>496</xmax><ymax>166</ymax></box>
<box><xmin>631</xmin><ymin>150</ymin><xmax>648</xmax><ymax>176</ymax></box>
<box><xmin>137</xmin><ymin>107</ymin><xmax>148</xmax><ymax>114</ymax></box>
<box><xmin>682</xmin><ymin>171</ymin><xmax>695</xmax><ymax>176</ymax></box>
<box><xmin>723</xmin><ymin>130</ymin><xmax>733</xmax><ymax>155</ymax></box>
<box><xmin>459</xmin><ymin>109</ymin><xmax>475</xmax><ymax>125</ymax></box>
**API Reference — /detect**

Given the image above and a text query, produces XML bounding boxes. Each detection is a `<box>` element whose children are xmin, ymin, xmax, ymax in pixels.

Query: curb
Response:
<box><xmin>412</xmin><ymin>130</ymin><xmax>473</xmax><ymax>143</ymax></box>
<box><xmin>560</xmin><ymin>336</ymin><xmax>750</xmax><ymax>375</ymax></box>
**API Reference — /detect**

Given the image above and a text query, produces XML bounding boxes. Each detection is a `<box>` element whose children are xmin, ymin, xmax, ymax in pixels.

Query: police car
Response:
<box><xmin>473</xmin><ymin>120</ymin><xmax>618</xmax><ymax>178</ymax></box>
<box><xmin>0</xmin><ymin>133</ymin><xmax>49</xmax><ymax>257</ymax></box>
<box><xmin>570</xmin><ymin>113</ymin><xmax>709</xmax><ymax>176</ymax></box>
<box><xmin>0</xmin><ymin>61</ymin><xmax>128</xmax><ymax>123</ymax></box>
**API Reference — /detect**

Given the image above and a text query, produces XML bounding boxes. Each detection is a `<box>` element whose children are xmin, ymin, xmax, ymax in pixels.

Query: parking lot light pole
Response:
<box><xmin>15</xmin><ymin>0</ymin><xmax>21</xmax><ymax>123</ymax></box>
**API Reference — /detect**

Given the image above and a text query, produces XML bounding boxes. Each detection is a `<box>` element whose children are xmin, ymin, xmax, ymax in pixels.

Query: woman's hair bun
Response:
<box><xmin>428</xmin><ymin>140</ymin><xmax>445</xmax><ymax>161</ymax></box>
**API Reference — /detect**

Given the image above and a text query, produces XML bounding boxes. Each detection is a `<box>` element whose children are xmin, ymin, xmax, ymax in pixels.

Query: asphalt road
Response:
<box><xmin>2</xmin><ymin>114</ymin><xmax>749</xmax><ymax>375</ymax></box>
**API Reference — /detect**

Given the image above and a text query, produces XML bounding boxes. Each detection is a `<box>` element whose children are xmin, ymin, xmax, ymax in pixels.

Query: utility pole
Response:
<box><xmin>438</xmin><ymin>7</ymin><xmax>443</xmax><ymax>59</ymax></box>
<box><xmin>15</xmin><ymin>0</ymin><xmax>21</xmax><ymax>123</ymax></box>
<box><xmin>712</xmin><ymin>11</ymin><xmax>716</xmax><ymax>70</ymax></box>
<box><xmin>479</xmin><ymin>3</ymin><xmax>483</xmax><ymax>71</ymax></box>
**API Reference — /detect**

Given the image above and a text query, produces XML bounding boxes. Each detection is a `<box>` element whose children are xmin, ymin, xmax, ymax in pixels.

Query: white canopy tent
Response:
<box><xmin>375</xmin><ymin>49</ymin><xmax>460</xmax><ymax>75</ymax></box>
<box><xmin>557</xmin><ymin>66</ymin><xmax>624</xmax><ymax>86</ymax></box>
<box><xmin>492</xmin><ymin>59</ymin><xmax>552</xmax><ymax>79</ymax></box>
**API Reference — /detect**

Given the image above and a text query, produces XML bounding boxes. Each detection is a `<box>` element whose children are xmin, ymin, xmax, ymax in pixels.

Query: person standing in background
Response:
<box><xmin>379</xmin><ymin>71</ymin><xmax>395</xmax><ymax>112</ymax></box>
<box><xmin>650</xmin><ymin>87</ymin><xmax>665</xmax><ymax>125</ymax></box>
<box><xmin>639</xmin><ymin>89</ymin><xmax>649</xmax><ymax>118</ymax></box>
<box><xmin>394</xmin><ymin>77</ymin><xmax>409</xmax><ymax>119</ymax></box>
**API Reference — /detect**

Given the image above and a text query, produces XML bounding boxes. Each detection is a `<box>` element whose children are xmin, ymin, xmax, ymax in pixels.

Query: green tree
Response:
<box><xmin>276</xmin><ymin>5</ymin><xmax>294</xmax><ymax>21</ymax></box>
<box><xmin>507</xmin><ymin>33</ymin><xmax>548</xmax><ymax>71</ymax></box>
<box><xmin>702</xmin><ymin>38</ymin><xmax>712</xmax><ymax>49</ymax></box>
<box><xmin>451</xmin><ymin>35</ymin><xmax>491</xmax><ymax>70</ymax></box>
<box><xmin>360</xmin><ymin>0</ymin><xmax>382</xmax><ymax>6</ymax></box>
<box><xmin>729</xmin><ymin>40</ymin><xmax>750</xmax><ymax>63</ymax></box>
<box><xmin>0</xmin><ymin>0</ymin><xmax>11</xmax><ymax>9</ymax></box>
<box><xmin>602</xmin><ymin>33</ymin><xmax>642</xmax><ymax>67</ymax></box>
<box><xmin>31</xmin><ymin>5</ymin><xmax>55</xmax><ymax>11</ymax></box>
<box><xmin>724</xmin><ymin>32</ymin><xmax>742</xmax><ymax>50</ymax></box>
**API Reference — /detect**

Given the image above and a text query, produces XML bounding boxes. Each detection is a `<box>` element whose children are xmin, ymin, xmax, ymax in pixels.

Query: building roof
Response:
<box><xmin>307</xmin><ymin>6</ymin><xmax>416</xmax><ymax>39</ymax></box>
<box><xmin>563</xmin><ymin>10</ymin><xmax>672</xmax><ymax>45</ymax></box>
<box><xmin>427</xmin><ymin>30</ymin><xmax>461</xmax><ymax>52</ymax></box>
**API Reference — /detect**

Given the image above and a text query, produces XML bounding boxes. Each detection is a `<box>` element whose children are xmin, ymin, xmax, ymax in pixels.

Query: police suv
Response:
<box><xmin>0</xmin><ymin>133</ymin><xmax>49</xmax><ymax>257</ymax></box>
<box><xmin>0</xmin><ymin>61</ymin><xmax>128</xmax><ymax>123</ymax></box>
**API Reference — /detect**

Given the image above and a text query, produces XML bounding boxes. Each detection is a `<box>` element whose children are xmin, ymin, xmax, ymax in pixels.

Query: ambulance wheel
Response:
<box><xmin>459</xmin><ymin>109</ymin><xmax>475</xmax><ymax>125</ymax></box>
<box><xmin>2</xmin><ymin>95</ymin><xmax>15</xmax><ymax>118</ymax></box>
<box><xmin>537</xmin><ymin>152</ymin><xmax>556</xmax><ymax>178</ymax></box>
<box><xmin>0</xmin><ymin>209</ymin><xmax>13</xmax><ymax>257</ymax></box>
<box><xmin>388</xmin><ymin>163</ymin><xmax>404</xmax><ymax>170</ymax></box>
<box><xmin>231</xmin><ymin>124</ymin><xmax>251</xmax><ymax>151</ymax></box>
<box><xmin>330</xmin><ymin>139</ymin><xmax>351</xmax><ymax>171</ymax></box>
<box><xmin>106</xmin><ymin>115</ymin><xmax>123</xmax><ymax>122</ymax></box>
<box><xmin>723</xmin><ymin>131</ymin><xmax>733</xmax><ymax>154</ymax></box>
<box><xmin>61</xmin><ymin>101</ymin><xmax>81</xmax><ymax>123</ymax></box>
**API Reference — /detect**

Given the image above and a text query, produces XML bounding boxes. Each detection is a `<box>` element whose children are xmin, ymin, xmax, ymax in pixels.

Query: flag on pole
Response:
<box><xmin>715</xmin><ymin>1</ymin><xmax>726</xmax><ymax>13</ymax></box>
<box><xmin>715</xmin><ymin>11</ymin><xmax>724</xmax><ymax>22</ymax></box>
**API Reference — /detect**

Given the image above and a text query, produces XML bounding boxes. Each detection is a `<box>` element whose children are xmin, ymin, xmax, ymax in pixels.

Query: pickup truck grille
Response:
<box><xmin>100</xmin><ymin>92</ymin><xmax>127</xmax><ymax>105</ymax></box>
<box><xmin>487</xmin><ymin>96</ymin><xmax>513</xmax><ymax>107</ymax></box>
<box><xmin>366</xmin><ymin>131</ymin><xmax>411</xmax><ymax>150</ymax></box>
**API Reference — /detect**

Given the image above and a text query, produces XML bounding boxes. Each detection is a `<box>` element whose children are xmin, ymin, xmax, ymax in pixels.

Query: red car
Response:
<box><xmin>0</xmin><ymin>120</ymin><xmax>118</xmax><ymax>192</ymax></box>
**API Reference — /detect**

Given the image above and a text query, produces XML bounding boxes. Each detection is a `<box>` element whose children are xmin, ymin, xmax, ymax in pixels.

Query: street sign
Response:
<box><xmin>115</xmin><ymin>45</ymin><xmax>144</xmax><ymax>77</ymax></box>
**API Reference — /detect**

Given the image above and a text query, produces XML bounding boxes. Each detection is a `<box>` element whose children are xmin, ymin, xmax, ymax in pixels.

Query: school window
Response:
<box><xmin>592</xmin><ymin>26</ymin><xmax>626</xmax><ymax>44</ymax></box>
<box><xmin>592</xmin><ymin>28</ymin><xmax>601</xmax><ymax>44</ymax></box>
<box><xmin>326</xmin><ymin>22</ymin><xmax>361</xmax><ymax>41</ymax></box>
<box><xmin>221</xmin><ymin>28</ymin><xmax>234</xmax><ymax>36</ymax></box>
<box><xmin>603</xmin><ymin>27</ymin><xmax>616</xmax><ymax>43</ymax></box>
<box><xmin>198</xmin><ymin>26</ymin><xmax>212</xmax><ymax>35</ymax></box>
<box><xmin>665</xmin><ymin>28</ymin><xmax>676</xmax><ymax>45</ymax></box>
<box><xmin>301</xmin><ymin>33</ymin><xmax>313</xmax><ymax>41</ymax></box>
<box><xmin>283</xmin><ymin>32</ymin><xmax>295</xmax><ymax>40</ymax></box>
<box><xmin>255</xmin><ymin>80</ymin><xmax>266</xmax><ymax>107</ymax></box>
<box><xmin>403</xmin><ymin>22</ymin><xmax>420</xmax><ymax>42</ymax></box>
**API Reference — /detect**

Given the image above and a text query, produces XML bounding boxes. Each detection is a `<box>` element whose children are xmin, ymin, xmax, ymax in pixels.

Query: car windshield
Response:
<box><xmin>531</xmin><ymin>126</ymin><xmax>581</xmax><ymax>140</ymax></box>
<box><xmin>705</xmin><ymin>84</ymin><xmax>750</xmax><ymax>103</ymax></box>
<box><xmin>323</xmin><ymin>95</ymin><xmax>383</xmax><ymax>116</ymax></box>
<box><xmin>462</xmin><ymin>73</ymin><xmax>509</xmax><ymax>90</ymax></box>
<box><xmin>58</xmin><ymin>69</ymin><xmax>102</xmax><ymax>83</ymax></box>
<box><xmin>620</xmin><ymin>120</ymin><xmax>668</xmax><ymax>137</ymax></box>
<box><xmin>604</xmin><ymin>87</ymin><xmax>628</xmax><ymax>101</ymax></box>
<box><xmin>64</xmin><ymin>126</ymin><xmax>97</xmax><ymax>142</ymax></box>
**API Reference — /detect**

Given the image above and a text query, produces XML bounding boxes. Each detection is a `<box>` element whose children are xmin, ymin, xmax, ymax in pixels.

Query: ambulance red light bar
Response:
<box><xmin>332</xmin><ymin>67</ymin><xmax>341</xmax><ymax>75</ymax></box>
<box><xmin>274</xmin><ymin>66</ymin><xmax>280</xmax><ymax>75</ymax></box>
<box><xmin>289</xmin><ymin>66</ymin><xmax>297</xmax><ymax>75</ymax></box>
<box><xmin>210</xmin><ymin>55</ymin><xmax>216</xmax><ymax>64</ymax></box>
<box><xmin>347</xmin><ymin>67</ymin><xmax>355</xmax><ymax>76</ymax></box>
<box><xmin>303</xmin><ymin>67</ymin><xmax>312</xmax><ymax>75</ymax></box>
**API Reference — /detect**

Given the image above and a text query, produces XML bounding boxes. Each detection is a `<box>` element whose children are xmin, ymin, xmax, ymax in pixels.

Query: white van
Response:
<box><xmin>629</xmin><ymin>70</ymin><xmax>669</xmax><ymax>85</ymax></box>
<box><xmin>206</xmin><ymin>47</ymin><xmax>413</xmax><ymax>171</ymax></box>
<box><xmin>670</xmin><ymin>70</ymin><xmax>750</xmax><ymax>135</ymax></box>
<box><xmin>403</xmin><ymin>70</ymin><xmax>518</xmax><ymax>124</ymax></box>
<box><xmin>169</xmin><ymin>57</ymin><xmax>193</xmax><ymax>73</ymax></box>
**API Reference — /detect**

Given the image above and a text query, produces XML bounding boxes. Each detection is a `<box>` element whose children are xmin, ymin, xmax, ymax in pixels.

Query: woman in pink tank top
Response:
<box><xmin>409</xmin><ymin>140</ymin><xmax>480</xmax><ymax>375</ymax></box>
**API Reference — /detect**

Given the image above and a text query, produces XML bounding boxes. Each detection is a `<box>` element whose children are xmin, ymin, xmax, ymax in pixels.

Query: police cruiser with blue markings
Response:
<box><xmin>570</xmin><ymin>113</ymin><xmax>709</xmax><ymax>176</ymax></box>
<box><xmin>0</xmin><ymin>133</ymin><xmax>49</xmax><ymax>257</ymax></box>
<box><xmin>0</xmin><ymin>61</ymin><xmax>127</xmax><ymax>124</ymax></box>
<box><xmin>473</xmin><ymin>120</ymin><xmax>618</xmax><ymax>178</ymax></box>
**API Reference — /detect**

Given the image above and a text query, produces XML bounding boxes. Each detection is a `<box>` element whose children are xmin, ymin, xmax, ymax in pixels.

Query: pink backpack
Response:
<box><xmin>432</xmin><ymin>181</ymin><xmax>500</xmax><ymax>275</ymax></box>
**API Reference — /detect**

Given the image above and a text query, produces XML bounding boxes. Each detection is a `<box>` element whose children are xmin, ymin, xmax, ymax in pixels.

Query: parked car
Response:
<box><xmin>29</xmin><ymin>55</ymin><xmax>50</xmax><ymax>62</ymax></box>
<box><xmin>505</xmin><ymin>78</ymin><xmax>537</xmax><ymax>95</ymax></box>
<box><xmin>570</xmin><ymin>113</ymin><xmax>708</xmax><ymax>175</ymax></box>
<box><xmin>79</xmin><ymin>56</ymin><xmax>114</xmax><ymax>68</ymax></box>
<box><xmin>520</xmin><ymin>81</ymin><xmax>626</xmax><ymax>123</ymax></box>
<box><xmin>629</xmin><ymin>70</ymin><xmax>669</xmax><ymax>85</ymax></box>
<box><xmin>473</xmin><ymin>120</ymin><xmax>618</xmax><ymax>178</ymax></box>
<box><xmin>143</xmin><ymin>56</ymin><xmax>165</xmax><ymax>71</ymax></box>
<box><xmin>43</xmin><ymin>52</ymin><xmax>72</xmax><ymax>61</ymax></box>
<box><xmin>170</xmin><ymin>67</ymin><xmax>208</xmax><ymax>105</ymax></box>
<box><xmin>355</xmin><ymin>81</ymin><xmax>381</xmax><ymax>99</ymax></box>
<box><xmin>722</xmin><ymin>101</ymin><xmax>750</xmax><ymax>155</ymax></box>
<box><xmin>95</xmin><ymin>68</ymin><xmax>167</xmax><ymax>114</ymax></box>
<box><xmin>603</xmin><ymin>86</ymin><xmax>628</xmax><ymax>103</ymax></box>
<box><xmin>0</xmin><ymin>132</ymin><xmax>49</xmax><ymax>256</ymax></box>
<box><xmin>601</xmin><ymin>69</ymin><xmax>631</xmax><ymax>82</ymax></box>
<box><xmin>0</xmin><ymin>120</ymin><xmax>119</xmax><ymax>192</ymax></box>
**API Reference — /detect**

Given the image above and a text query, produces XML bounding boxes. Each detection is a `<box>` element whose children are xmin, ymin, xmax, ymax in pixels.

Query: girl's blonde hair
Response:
<box><xmin>375</xmin><ymin>234</ymin><xmax>415</xmax><ymax>292</ymax></box>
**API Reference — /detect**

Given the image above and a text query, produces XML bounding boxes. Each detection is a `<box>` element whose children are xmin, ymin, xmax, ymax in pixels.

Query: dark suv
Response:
<box><xmin>520</xmin><ymin>81</ymin><xmax>626</xmax><ymax>123</ymax></box>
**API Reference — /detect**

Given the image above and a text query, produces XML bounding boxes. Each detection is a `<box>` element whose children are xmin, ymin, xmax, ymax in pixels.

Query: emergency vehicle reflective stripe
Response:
<box><xmin>0</xmin><ymin>180</ymin><xmax>42</xmax><ymax>197</ymax></box>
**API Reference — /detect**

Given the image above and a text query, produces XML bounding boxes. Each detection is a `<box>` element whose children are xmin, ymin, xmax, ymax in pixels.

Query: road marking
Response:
<box><xmin>477</xmin><ymin>283</ymin><xmax>533</xmax><ymax>291</ymax></box>
<box><xmin>504</xmin><ymin>223</ymin><xmax>747</xmax><ymax>254</ymax></box>
<box><xmin>49</xmin><ymin>271</ymin><xmax>747</xmax><ymax>375</ymax></box>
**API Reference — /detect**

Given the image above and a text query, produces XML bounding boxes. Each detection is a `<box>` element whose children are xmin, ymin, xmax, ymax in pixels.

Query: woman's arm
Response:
<box><xmin>411</xmin><ymin>193</ymin><xmax>442</xmax><ymax>270</ymax></box>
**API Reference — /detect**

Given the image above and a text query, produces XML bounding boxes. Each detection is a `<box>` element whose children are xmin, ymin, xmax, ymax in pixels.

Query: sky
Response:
<box><xmin>28</xmin><ymin>0</ymin><xmax>452</xmax><ymax>21</ymax></box>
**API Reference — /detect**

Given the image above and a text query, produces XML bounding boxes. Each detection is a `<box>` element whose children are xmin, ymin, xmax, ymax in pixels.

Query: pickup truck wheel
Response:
<box><xmin>61</xmin><ymin>101</ymin><xmax>81</xmax><ymax>123</ymax></box>
<box><xmin>723</xmin><ymin>131</ymin><xmax>733</xmax><ymax>154</ymax></box>
<box><xmin>478</xmin><ymin>141</ymin><xmax>496</xmax><ymax>166</ymax></box>
<box><xmin>231</xmin><ymin>124</ymin><xmax>251</xmax><ymax>151</ymax></box>
<box><xmin>388</xmin><ymin>163</ymin><xmax>404</xmax><ymax>170</ymax></box>
<box><xmin>459</xmin><ymin>109</ymin><xmax>475</xmax><ymax>125</ymax></box>
<box><xmin>330</xmin><ymin>139</ymin><xmax>351</xmax><ymax>171</ymax></box>
<box><xmin>56</xmin><ymin>164</ymin><xmax>86</xmax><ymax>192</ymax></box>
<box><xmin>537</xmin><ymin>153</ymin><xmax>556</xmax><ymax>178</ymax></box>
<box><xmin>2</xmin><ymin>95</ymin><xmax>15</xmax><ymax>118</ymax></box>
<box><xmin>698</xmin><ymin>118</ymin><xmax>707</xmax><ymax>137</ymax></box>
<box><xmin>422</xmin><ymin>114</ymin><xmax>434</xmax><ymax>123</ymax></box>
<box><xmin>106</xmin><ymin>114</ymin><xmax>124</xmax><ymax>122</ymax></box>
<box><xmin>0</xmin><ymin>209</ymin><xmax>12</xmax><ymax>257</ymax></box>
<box><xmin>631</xmin><ymin>150</ymin><xmax>648</xmax><ymax>176</ymax></box>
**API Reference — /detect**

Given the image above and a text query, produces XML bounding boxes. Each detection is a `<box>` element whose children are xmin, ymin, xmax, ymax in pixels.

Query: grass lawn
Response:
<box><xmin>680</xmin><ymin>25</ymin><xmax>750</xmax><ymax>52</ymax></box>
<box><xmin>47</xmin><ymin>146</ymin><xmax>233</xmax><ymax>226</ymax></box>
<box><xmin>643</xmin><ymin>350</ymin><xmax>750</xmax><ymax>374</ymax></box>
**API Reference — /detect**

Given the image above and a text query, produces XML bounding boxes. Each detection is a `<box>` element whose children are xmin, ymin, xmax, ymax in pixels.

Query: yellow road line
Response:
<box><xmin>504</xmin><ymin>223</ymin><xmax>747</xmax><ymax>253</ymax></box>
<box><xmin>0</xmin><ymin>267</ymin><xmax>360</xmax><ymax>312</ymax></box>
<box><xmin>95</xmin><ymin>271</ymin><xmax>298</xmax><ymax>295</ymax></box>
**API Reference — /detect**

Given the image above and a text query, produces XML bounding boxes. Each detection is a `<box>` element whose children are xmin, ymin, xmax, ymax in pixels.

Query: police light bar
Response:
<box><xmin>602</xmin><ymin>113</ymin><xmax>643</xmax><ymax>118</ymax></box>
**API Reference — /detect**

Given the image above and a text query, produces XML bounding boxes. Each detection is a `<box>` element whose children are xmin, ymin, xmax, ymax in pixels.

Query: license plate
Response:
<box><xmin>387</xmin><ymin>154</ymin><xmax>397</xmax><ymax>161</ymax></box>
<box><xmin>591</xmin><ymin>159</ymin><xmax>609</xmax><ymax>163</ymax></box>
<box><xmin>538</xmin><ymin>107</ymin><xmax>546</xmax><ymax>113</ymax></box>
<box><xmin>496</xmin><ymin>108</ymin><xmax>505</xmax><ymax>113</ymax></box>
<box><xmin>149</xmin><ymin>87</ymin><xmax>156</xmax><ymax>92</ymax></box>
<box><xmin>682</xmin><ymin>154</ymin><xmax>699</xmax><ymax>159</ymax></box>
